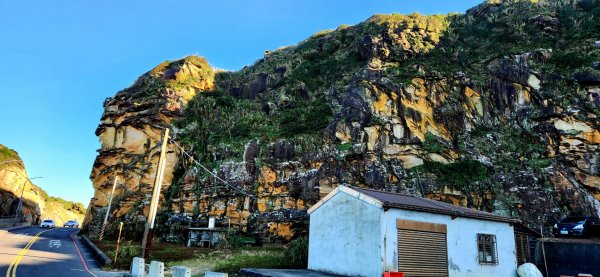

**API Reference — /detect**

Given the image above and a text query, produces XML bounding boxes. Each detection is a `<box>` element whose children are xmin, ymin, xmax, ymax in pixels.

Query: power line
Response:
<box><xmin>171</xmin><ymin>140</ymin><xmax>256</xmax><ymax>198</ymax></box>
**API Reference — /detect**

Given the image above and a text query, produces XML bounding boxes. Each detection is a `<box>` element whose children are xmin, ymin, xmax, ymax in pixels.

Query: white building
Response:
<box><xmin>308</xmin><ymin>186</ymin><xmax>518</xmax><ymax>277</ymax></box>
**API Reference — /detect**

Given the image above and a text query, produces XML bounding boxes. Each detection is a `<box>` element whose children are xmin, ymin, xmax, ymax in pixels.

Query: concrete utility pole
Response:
<box><xmin>15</xmin><ymin>177</ymin><xmax>42</xmax><ymax>222</ymax></box>
<box><xmin>141</xmin><ymin>128</ymin><xmax>170</xmax><ymax>259</ymax></box>
<box><xmin>99</xmin><ymin>175</ymin><xmax>119</xmax><ymax>241</ymax></box>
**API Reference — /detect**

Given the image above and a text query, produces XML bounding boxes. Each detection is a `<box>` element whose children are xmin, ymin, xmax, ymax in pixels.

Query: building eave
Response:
<box><xmin>382</xmin><ymin>202</ymin><xmax>518</xmax><ymax>224</ymax></box>
<box><xmin>308</xmin><ymin>185</ymin><xmax>383</xmax><ymax>214</ymax></box>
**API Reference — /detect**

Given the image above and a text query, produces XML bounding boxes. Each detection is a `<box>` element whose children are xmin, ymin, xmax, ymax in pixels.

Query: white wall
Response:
<box><xmin>383</xmin><ymin>209</ymin><xmax>517</xmax><ymax>277</ymax></box>
<box><xmin>308</xmin><ymin>190</ymin><xmax>383</xmax><ymax>277</ymax></box>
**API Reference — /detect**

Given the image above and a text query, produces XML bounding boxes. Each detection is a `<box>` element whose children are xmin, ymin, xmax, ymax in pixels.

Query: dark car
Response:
<box><xmin>553</xmin><ymin>216</ymin><xmax>600</xmax><ymax>238</ymax></box>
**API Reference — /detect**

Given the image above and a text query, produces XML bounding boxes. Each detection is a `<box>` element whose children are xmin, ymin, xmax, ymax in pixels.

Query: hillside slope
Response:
<box><xmin>86</xmin><ymin>0</ymin><xmax>600</xmax><ymax>241</ymax></box>
<box><xmin>0</xmin><ymin>144</ymin><xmax>85</xmax><ymax>226</ymax></box>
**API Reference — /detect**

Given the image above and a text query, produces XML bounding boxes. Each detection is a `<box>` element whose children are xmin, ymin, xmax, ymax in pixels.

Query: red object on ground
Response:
<box><xmin>383</xmin><ymin>272</ymin><xmax>405</xmax><ymax>277</ymax></box>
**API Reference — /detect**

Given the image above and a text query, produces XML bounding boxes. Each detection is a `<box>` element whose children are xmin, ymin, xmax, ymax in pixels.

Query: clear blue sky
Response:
<box><xmin>0</xmin><ymin>0</ymin><xmax>482</xmax><ymax>206</ymax></box>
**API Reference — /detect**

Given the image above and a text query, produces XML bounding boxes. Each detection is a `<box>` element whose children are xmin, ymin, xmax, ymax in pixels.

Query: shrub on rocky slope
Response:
<box><xmin>86</xmin><ymin>0</ymin><xmax>600</xmax><ymax>241</ymax></box>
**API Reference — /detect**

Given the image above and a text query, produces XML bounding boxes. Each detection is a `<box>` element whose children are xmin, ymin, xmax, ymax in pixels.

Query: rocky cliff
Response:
<box><xmin>0</xmin><ymin>144</ymin><xmax>85</xmax><ymax>226</ymax></box>
<box><xmin>86</xmin><ymin>0</ymin><xmax>600</xmax><ymax>241</ymax></box>
<box><xmin>84</xmin><ymin>57</ymin><xmax>214</xmax><ymax>237</ymax></box>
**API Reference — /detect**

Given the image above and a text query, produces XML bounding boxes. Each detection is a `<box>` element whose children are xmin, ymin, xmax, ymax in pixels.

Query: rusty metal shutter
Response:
<box><xmin>397</xmin><ymin>220</ymin><xmax>448</xmax><ymax>277</ymax></box>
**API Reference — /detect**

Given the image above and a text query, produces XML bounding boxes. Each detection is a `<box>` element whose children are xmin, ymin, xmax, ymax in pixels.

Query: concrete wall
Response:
<box><xmin>308</xmin><ymin>190</ymin><xmax>383</xmax><ymax>277</ymax></box>
<box><xmin>383</xmin><ymin>209</ymin><xmax>517</xmax><ymax>277</ymax></box>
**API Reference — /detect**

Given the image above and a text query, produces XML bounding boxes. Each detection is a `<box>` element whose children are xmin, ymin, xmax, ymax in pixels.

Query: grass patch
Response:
<box><xmin>336</xmin><ymin>143</ymin><xmax>354</xmax><ymax>151</ymax></box>
<box><xmin>96</xmin><ymin>241</ymin><xmax>305</xmax><ymax>276</ymax></box>
<box><xmin>278</xmin><ymin>99</ymin><xmax>332</xmax><ymax>138</ymax></box>
<box><xmin>414</xmin><ymin>159</ymin><xmax>489</xmax><ymax>190</ymax></box>
<box><xmin>96</xmin><ymin>240</ymin><xmax>198</xmax><ymax>270</ymax></box>
<box><xmin>0</xmin><ymin>145</ymin><xmax>20</xmax><ymax>162</ymax></box>
<box><xmin>213</xmin><ymin>248</ymin><xmax>305</xmax><ymax>275</ymax></box>
<box><xmin>46</xmin><ymin>196</ymin><xmax>85</xmax><ymax>214</ymax></box>
<box><xmin>421</xmin><ymin>132</ymin><xmax>445</xmax><ymax>154</ymax></box>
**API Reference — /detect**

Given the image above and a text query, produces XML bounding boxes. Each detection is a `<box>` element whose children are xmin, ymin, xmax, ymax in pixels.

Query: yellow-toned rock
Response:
<box><xmin>401</xmin><ymin>78</ymin><xmax>451</xmax><ymax>141</ymax></box>
<box><xmin>268</xmin><ymin>222</ymin><xmax>294</xmax><ymax>241</ymax></box>
<box><xmin>392</xmin><ymin>124</ymin><xmax>405</xmax><ymax>139</ymax></box>
<box><xmin>364</xmin><ymin>126</ymin><xmax>381</xmax><ymax>151</ymax></box>
<box><xmin>465</xmin><ymin>87</ymin><xmax>483</xmax><ymax>116</ymax></box>
<box><xmin>582</xmin><ymin>130</ymin><xmax>600</xmax><ymax>144</ymax></box>
<box><xmin>373</xmin><ymin>91</ymin><xmax>392</xmax><ymax>116</ymax></box>
<box><xmin>85</xmin><ymin>56</ymin><xmax>215</xmax><ymax>238</ymax></box>
<box><xmin>335</xmin><ymin>122</ymin><xmax>352</xmax><ymax>142</ymax></box>
<box><xmin>428</xmin><ymin>153</ymin><xmax>450</xmax><ymax>164</ymax></box>
<box><xmin>554</xmin><ymin>118</ymin><xmax>593</xmax><ymax>133</ymax></box>
<box><xmin>259</xmin><ymin>166</ymin><xmax>277</xmax><ymax>187</ymax></box>
<box><xmin>398</xmin><ymin>154</ymin><xmax>423</xmax><ymax>168</ymax></box>
<box><xmin>120</xmin><ymin>126</ymin><xmax>149</xmax><ymax>154</ymax></box>
<box><xmin>0</xmin><ymin>144</ymin><xmax>85</xmax><ymax>226</ymax></box>
<box><xmin>98</xmin><ymin>127</ymin><xmax>116</xmax><ymax>149</ymax></box>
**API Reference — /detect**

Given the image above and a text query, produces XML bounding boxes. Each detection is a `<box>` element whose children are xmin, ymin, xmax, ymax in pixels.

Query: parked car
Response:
<box><xmin>553</xmin><ymin>216</ymin><xmax>600</xmax><ymax>238</ymax></box>
<box><xmin>40</xmin><ymin>219</ymin><xmax>55</xmax><ymax>228</ymax></box>
<box><xmin>63</xmin><ymin>220</ymin><xmax>79</xmax><ymax>228</ymax></box>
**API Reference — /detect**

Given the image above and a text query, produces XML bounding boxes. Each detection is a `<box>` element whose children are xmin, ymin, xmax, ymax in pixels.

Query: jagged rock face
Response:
<box><xmin>89</xmin><ymin>1</ymin><xmax>600</xmax><ymax>241</ymax></box>
<box><xmin>0</xmin><ymin>144</ymin><xmax>85</xmax><ymax>225</ymax></box>
<box><xmin>84</xmin><ymin>57</ymin><xmax>215</xmax><ymax>237</ymax></box>
<box><xmin>0</xmin><ymin>146</ymin><xmax>44</xmax><ymax>218</ymax></box>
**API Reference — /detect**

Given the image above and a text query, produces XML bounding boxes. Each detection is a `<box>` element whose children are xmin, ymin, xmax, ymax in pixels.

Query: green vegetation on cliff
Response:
<box><xmin>0</xmin><ymin>145</ymin><xmax>22</xmax><ymax>171</ymax></box>
<box><xmin>388</xmin><ymin>0</ymin><xmax>600</xmax><ymax>82</ymax></box>
<box><xmin>0</xmin><ymin>145</ymin><xmax>19</xmax><ymax>161</ymax></box>
<box><xmin>92</xmin><ymin>0</ymin><xmax>600</xmax><ymax>242</ymax></box>
<box><xmin>172</xmin><ymin>0</ymin><xmax>598</xmax><ymax>228</ymax></box>
<box><xmin>0</xmin><ymin>143</ymin><xmax>86</xmax><ymax>223</ymax></box>
<box><xmin>174</xmin><ymin>12</ymin><xmax>449</xmax><ymax>164</ymax></box>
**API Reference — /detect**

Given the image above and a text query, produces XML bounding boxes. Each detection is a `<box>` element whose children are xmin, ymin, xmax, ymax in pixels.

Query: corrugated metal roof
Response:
<box><xmin>350</xmin><ymin>186</ymin><xmax>517</xmax><ymax>223</ymax></box>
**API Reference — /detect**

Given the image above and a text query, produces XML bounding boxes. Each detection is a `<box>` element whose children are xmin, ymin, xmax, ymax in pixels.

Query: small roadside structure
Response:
<box><xmin>187</xmin><ymin>217</ymin><xmax>225</xmax><ymax>248</ymax></box>
<box><xmin>187</xmin><ymin>227</ymin><xmax>225</xmax><ymax>248</ymax></box>
<box><xmin>308</xmin><ymin>186</ymin><xmax>519</xmax><ymax>277</ymax></box>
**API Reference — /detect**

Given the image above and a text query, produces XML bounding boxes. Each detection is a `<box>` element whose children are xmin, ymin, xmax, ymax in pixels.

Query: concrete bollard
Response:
<box><xmin>130</xmin><ymin>257</ymin><xmax>145</xmax><ymax>277</ymax></box>
<box><xmin>172</xmin><ymin>266</ymin><xmax>191</xmax><ymax>277</ymax></box>
<box><xmin>148</xmin><ymin>261</ymin><xmax>164</xmax><ymax>277</ymax></box>
<box><xmin>205</xmin><ymin>272</ymin><xmax>228</xmax><ymax>277</ymax></box>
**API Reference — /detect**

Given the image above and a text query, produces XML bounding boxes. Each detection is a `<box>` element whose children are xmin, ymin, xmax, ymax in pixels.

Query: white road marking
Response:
<box><xmin>71</xmin><ymin>269</ymin><xmax>85</xmax><ymax>271</ymax></box>
<box><xmin>49</xmin><ymin>240</ymin><xmax>62</xmax><ymax>248</ymax></box>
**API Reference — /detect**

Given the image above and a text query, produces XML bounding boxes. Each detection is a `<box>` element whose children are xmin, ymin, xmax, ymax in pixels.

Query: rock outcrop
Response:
<box><xmin>87</xmin><ymin>0</ymin><xmax>600</xmax><ymax>241</ymax></box>
<box><xmin>0</xmin><ymin>144</ymin><xmax>85</xmax><ymax>226</ymax></box>
<box><xmin>84</xmin><ymin>57</ymin><xmax>215</xmax><ymax>237</ymax></box>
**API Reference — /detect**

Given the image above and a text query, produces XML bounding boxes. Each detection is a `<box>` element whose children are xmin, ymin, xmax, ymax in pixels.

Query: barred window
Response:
<box><xmin>477</xmin><ymin>233</ymin><xmax>498</xmax><ymax>265</ymax></box>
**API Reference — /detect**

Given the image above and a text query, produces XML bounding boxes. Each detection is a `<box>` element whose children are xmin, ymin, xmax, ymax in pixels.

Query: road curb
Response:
<box><xmin>79</xmin><ymin>234</ymin><xmax>112</xmax><ymax>267</ymax></box>
<box><xmin>0</xmin><ymin>225</ymin><xmax>31</xmax><ymax>232</ymax></box>
<box><xmin>0</xmin><ymin>225</ymin><xmax>32</xmax><ymax>244</ymax></box>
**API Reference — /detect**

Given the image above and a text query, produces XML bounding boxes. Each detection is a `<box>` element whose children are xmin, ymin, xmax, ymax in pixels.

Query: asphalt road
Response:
<box><xmin>0</xmin><ymin>227</ymin><xmax>102</xmax><ymax>277</ymax></box>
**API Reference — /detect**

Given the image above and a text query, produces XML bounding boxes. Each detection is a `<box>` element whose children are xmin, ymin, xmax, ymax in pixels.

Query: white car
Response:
<box><xmin>40</xmin><ymin>219</ymin><xmax>55</xmax><ymax>228</ymax></box>
<box><xmin>63</xmin><ymin>220</ymin><xmax>79</xmax><ymax>228</ymax></box>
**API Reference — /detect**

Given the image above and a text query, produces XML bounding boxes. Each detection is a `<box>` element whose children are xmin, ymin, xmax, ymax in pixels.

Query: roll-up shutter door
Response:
<box><xmin>397</xmin><ymin>219</ymin><xmax>449</xmax><ymax>277</ymax></box>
